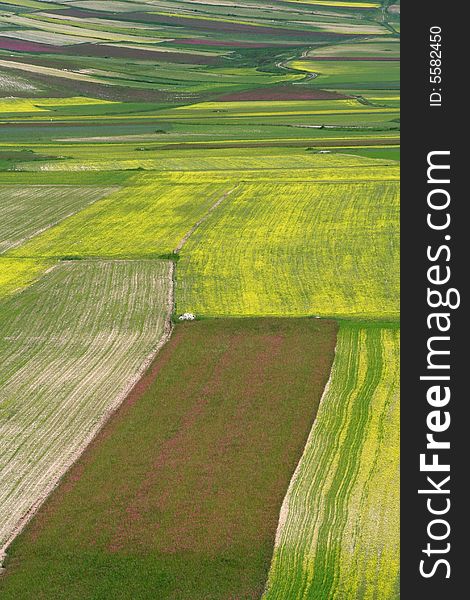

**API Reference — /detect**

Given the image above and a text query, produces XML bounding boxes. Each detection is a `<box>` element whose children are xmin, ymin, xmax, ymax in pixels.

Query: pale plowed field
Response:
<box><xmin>0</xmin><ymin>259</ymin><xmax>171</xmax><ymax>552</ymax></box>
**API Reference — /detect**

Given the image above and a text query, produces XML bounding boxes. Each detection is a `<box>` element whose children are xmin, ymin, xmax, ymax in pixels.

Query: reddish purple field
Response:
<box><xmin>0</xmin><ymin>38</ymin><xmax>60</xmax><ymax>53</ymax></box>
<box><xmin>217</xmin><ymin>86</ymin><xmax>349</xmax><ymax>101</ymax></box>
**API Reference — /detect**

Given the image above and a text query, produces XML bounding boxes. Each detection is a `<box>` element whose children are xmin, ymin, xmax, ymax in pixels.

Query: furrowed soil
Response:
<box><xmin>0</xmin><ymin>318</ymin><xmax>337</xmax><ymax>600</ymax></box>
<box><xmin>0</xmin><ymin>260</ymin><xmax>172</xmax><ymax>553</ymax></box>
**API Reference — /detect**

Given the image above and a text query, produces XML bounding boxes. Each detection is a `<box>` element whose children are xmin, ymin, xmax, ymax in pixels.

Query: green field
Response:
<box><xmin>264</xmin><ymin>323</ymin><xmax>400</xmax><ymax>599</ymax></box>
<box><xmin>0</xmin><ymin>318</ymin><xmax>337</xmax><ymax>599</ymax></box>
<box><xmin>289</xmin><ymin>59</ymin><xmax>399</xmax><ymax>90</ymax></box>
<box><xmin>0</xmin><ymin>259</ymin><xmax>171</xmax><ymax>552</ymax></box>
<box><xmin>10</xmin><ymin>146</ymin><xmax>400</xmax><ymax>172</ymax></box>
<box><xmin>177</xmin><ymin>179</ymin><xmax>399</xmax><ymax>319</ymax></box>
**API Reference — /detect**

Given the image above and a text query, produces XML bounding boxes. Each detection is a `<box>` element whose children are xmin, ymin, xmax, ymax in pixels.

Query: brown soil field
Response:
<box><xmin>0</xmin><ymin>318</ymin><xmax>337</xmax><ymax>600</ymax></box>
<box><xmin>217</xmin><ymin>86</ymin><xmax>349</xmax><ymax>102</ymax></box>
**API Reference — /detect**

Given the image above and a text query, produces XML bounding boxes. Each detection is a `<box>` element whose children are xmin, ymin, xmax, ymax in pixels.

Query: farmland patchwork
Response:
<box><xmin>0</xmin><ymin>319</ymin><xmax>337</xmax><ymax>599</ymax></box>
<box><xmin>0</xmin><ymin>0</ymin><xmax>399</xmax><ymax>597</ymax></box>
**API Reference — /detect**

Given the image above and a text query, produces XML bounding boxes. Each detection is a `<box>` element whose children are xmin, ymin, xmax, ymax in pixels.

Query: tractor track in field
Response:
<box><xmin>0</xmin><ymin>184</ymin><xmax>237</xmax><ymax>569</ymax></box>
<box><xmin>171</xmin><ymin>182</ymin><xmax>239</xmax><ymax>321</ymax></box>
<box><xmin>174</xmin><ymin>184</ymin><xmax>239</xmax><ymax>254</ymax></box>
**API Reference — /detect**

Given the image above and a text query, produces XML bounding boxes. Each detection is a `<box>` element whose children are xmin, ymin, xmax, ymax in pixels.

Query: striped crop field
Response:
<box><xmin>0</xmin><ymin>259</ymin><xmax>171</xmax><ymax>553</ymax></box>
<box><xmin>263</xmin><ymin>324</ymin><xmax>400</xmax><ymax>600</ymax></box>
<box><xmin>177</xmin><ymin>179</ymin><xmax>399</xmax><ymax>319</ymax></box>
<box><xmin>288</xmin><ymin>59</ymin><xmax>400</xmax><ymax>89</ymax></box>
<box><xmin>0</xmin><ymin>185</ymin><xmax>119</xmax><ymax>253</ymax></box>
<box><xmin>9</xmin><ymin>179</ymin><xmax>234</xmax><ymax>259</ymax></box>
<box><xmin>11</xmin><ymin>150</ymin><xmax>400</xmax><ymax>174</ymax></box>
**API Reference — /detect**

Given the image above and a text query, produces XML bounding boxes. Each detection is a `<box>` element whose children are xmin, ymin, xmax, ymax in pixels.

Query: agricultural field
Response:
<box><xmin>177</xmin><ymin>178</ymin><xmax>399</xmax><ymax>319</ymax></box>
<box><xmin>288</xmin><ymin>58</ymin><xmax>399</xmax><ymax>89</ymax></box>
<box><xmin>263</xmin><ymin>323</ymin><xmax>400</xmax><ymax>599</ymax></box>
<box><xmin>0</xmin><ymin>318</ymin><xmax>337</xmax><ymax>599</ymax></box>
<box><xmin>9</xmin><ymin>178</ymin><xmax>235</xmax><ymax>259</ymax></box>
<box><xmin>0</xmin><ymin>257</ymin><xmax>50</xmax><ymax>298</ymax></box>
<box><xmin>0</xmin><ymin>0</ymin><xmax>400</xmax><ymax>598</ymax></box>
<box><xmin>7</xmin><ymin>141</ymin><xmax>400</xmax><ymax>170</ymax></box>
<box><xmin>0</xmin><ymin>184</ymin><xmax>119</xmax><ymax>252</ymax></box>
<box><xmin>0</xmin><ymin>259</ymin><xmax>172</xmax><ymax>554</ymax></box>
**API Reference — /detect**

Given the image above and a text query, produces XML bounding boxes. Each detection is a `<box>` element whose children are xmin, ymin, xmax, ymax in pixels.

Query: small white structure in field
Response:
<box><xmin>179</xmin><ymin>312</ymin><xmax>196</xmax><ymax>321</ymax></box>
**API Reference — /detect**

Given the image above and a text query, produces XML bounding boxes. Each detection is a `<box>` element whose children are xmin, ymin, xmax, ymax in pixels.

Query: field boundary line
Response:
<box><xmin>0</xmin><ymin>261</ymin><xmax>175</xmax><ymax>568</ymax></box>
<box><xmin>174</xmin><ymin>184</ymin><xmax>239</xmax><ymax>253</ymax></box>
